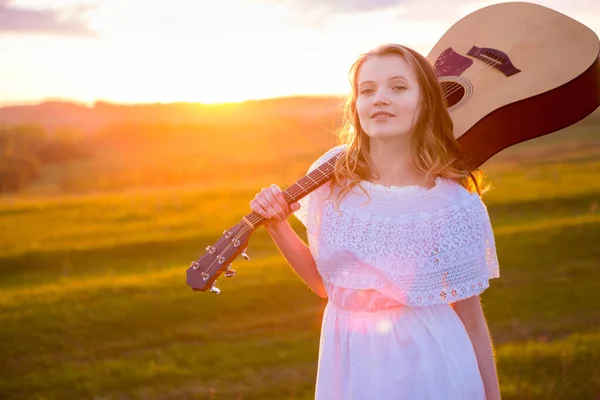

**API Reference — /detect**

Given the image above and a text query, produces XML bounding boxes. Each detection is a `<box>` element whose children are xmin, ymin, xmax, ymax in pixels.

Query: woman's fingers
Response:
<box><xmin>270</xmin><ymin>184</ymin><xmax>290</xmax><ymax>215</ymax></box>
<box><xmin>249</xmin><ymin>184</ymin><xmax>292</xmax><ymax>220</ymax></box>
<box><xmin>249</xmin><ymin>199</ymin><xmax>270</xmax><ymax>219</ymax></box>
<box><xmin>251</xmin><ymin>188</ymin><xmax>282</xmax><ymax>219</ymax></box>
<box><xmin>251</xmin><ymin>194</ymin><xmax>276</xmax><ymax>219</ymax></box>
<box><xmin>261</xmin><ymin>185</ymin><xmax>286</xmax><ymax>219</ymax></box>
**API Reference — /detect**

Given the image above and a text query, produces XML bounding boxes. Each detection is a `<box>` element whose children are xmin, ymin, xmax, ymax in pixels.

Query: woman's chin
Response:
<box><xmin>365</xmin><ymin>130</ymin><xmax>410</xmax><ymax>140</ymax></box>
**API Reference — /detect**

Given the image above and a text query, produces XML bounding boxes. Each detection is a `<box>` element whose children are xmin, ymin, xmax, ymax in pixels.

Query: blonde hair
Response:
<box><xmin>331</xmin><ymin>43</ymin><xmax>490</xmax><ymax>205</ymax></box>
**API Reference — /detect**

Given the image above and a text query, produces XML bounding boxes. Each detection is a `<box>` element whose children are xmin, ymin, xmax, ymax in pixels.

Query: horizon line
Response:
<box><xmin>0</xmin><ymin>93</ymin><xmax>351</xmax><ymax>109</ymax></box>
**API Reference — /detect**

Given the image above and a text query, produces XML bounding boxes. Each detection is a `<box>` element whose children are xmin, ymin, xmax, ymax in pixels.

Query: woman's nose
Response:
<box><xmin>373</xmin><ymin>90</ymin><xmax>390</xmax><ymax>106</ymax></box>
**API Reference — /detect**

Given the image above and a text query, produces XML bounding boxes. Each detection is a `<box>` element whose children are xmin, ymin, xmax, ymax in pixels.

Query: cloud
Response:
<box><xmin>271</xmin><ymin>0</ymin><xmax>468</xmax><ymax>28</ymax></box>
<box><xmin>278</xmin><ymin>0</ymin><xmax>402</xmax><ymax>18</ymax></box>
<box><xmin>0</xmin><ymin>0</ymin><xmax>96</xmax><ymax>36</ymax></box>
<box><xmin>306</xmin><ymin>0</ymin><xmax>401</xmax><ymax>13</ymax></box>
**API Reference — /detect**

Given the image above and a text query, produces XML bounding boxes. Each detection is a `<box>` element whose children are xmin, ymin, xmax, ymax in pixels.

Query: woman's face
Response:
<box><xmin>355</xmin><ymin>54</ymin><xmax>422</xmax><ymax>140</ymax></box>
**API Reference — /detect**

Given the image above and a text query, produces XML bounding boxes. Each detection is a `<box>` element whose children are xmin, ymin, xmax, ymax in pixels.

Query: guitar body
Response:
<box><xmin>427</xmin><ymin>1</ymin><xmax>600</xmax><ymax>168</ymax></box>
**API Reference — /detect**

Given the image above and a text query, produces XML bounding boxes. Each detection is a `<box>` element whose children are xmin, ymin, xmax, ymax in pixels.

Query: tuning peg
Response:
<box><xmin>240</xmin><ymin>248</ymin><xmax>250</xmax><ymax>261</ymax></box>
<box><xmin>225</xmin><ymin>264</ymin><xmax>237</xmax><ymax>278</ymax></box>
<box><xmin>208</xmin><ymin>283</ymin><xmax>221</xmax><ymax>294</ymax></box>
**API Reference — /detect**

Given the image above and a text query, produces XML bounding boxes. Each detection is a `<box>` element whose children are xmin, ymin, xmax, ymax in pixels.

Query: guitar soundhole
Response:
<box><xmin>441</xmin><ymin>81</ymin><xmax>465</xmax><ymax>108</ymax></box>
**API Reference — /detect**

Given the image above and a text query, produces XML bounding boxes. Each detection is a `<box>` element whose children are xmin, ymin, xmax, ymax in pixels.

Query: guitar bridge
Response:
<box><xmin>467</xmin><ymin>46</ymin><xmax>521</xmax><ymax>76</ymax></box>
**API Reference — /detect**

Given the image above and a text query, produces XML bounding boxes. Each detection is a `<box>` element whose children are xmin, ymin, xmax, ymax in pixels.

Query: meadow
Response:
<box><xmin>1</xmin><ymin>104</ymin><xmax>599</xmax><ymax>399</ymax></box>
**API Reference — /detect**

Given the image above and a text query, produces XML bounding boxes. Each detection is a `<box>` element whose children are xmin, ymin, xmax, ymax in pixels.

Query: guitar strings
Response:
<box><xmin>203</xmin><ymin>55</ymin><xmax>501</xmax><ymax>279</ymax></box>
<box><xmin>201</xmin><ymin>164</ymin><xmax>333</xmax><ymax>278</ymax></box>
<box><xmin>198</xmin><ymin>57</ymin><xmax>503</xmax><ymax>284</ymax></box>
<box><xmin>441</xmin><ymin>57</ymin><xmax>500</xmax><ymax>97</ymax></box>
<box><xmin>441</xmin><ymin>58</ymin><xmax>501</xmax><ymax>99</ymax></box>
<box><xmin>201</xmin><ymin>160</ymin><xmax>337</xmax><ymax>280</ymax></box>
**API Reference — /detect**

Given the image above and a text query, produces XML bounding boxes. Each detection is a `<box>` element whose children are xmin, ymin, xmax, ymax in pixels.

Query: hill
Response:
<box><xmin>0</xmin><ymin>96</ymin><xmax>599</xmax><ymax>197</ymax></box>
<box><xmin>0</xmin><ymin>97</ymin><xmax>347</xmax><ymax>136</ymax></box>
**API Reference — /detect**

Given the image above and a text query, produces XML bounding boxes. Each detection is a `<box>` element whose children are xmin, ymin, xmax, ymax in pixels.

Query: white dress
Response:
<box><xmin>293</xmin><ymin>145</ymin><xmax>500</xmax><ymax>400</ymax></box>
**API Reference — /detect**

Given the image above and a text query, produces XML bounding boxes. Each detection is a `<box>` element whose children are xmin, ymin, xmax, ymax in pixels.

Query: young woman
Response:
<box><xmin>250</xmin><ymin>43</ymin><xmax>502</xmax><ymax>400</ymax></box>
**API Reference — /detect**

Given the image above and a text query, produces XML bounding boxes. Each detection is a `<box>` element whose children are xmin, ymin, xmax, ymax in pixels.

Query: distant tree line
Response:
<box><xmin>0</xmin><ymin>125</ymin><xmax>91</xmax><ymax>193</ymax></box>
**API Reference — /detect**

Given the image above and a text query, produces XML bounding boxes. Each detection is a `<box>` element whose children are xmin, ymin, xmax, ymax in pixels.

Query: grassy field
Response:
<box><xmin>1</xmin><ymin>114</ymin><xmax>600</xmax><ymax>399</ymax></box>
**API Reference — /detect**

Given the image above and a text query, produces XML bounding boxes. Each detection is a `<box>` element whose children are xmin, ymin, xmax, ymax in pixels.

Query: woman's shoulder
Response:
<box><xmin>319</xmin><ymin>143</ymin><xmax>347</xmax><ymax>161</ymax></box>
<box><xmin>308</xmin><ymin>144</ymin><xmax>348</xmax><ymax>172</ymax></box>
<box><xmin>438</xmin><ymin>177</ymin><xmax>491</xmax><ymax>217</ymax></box>
<box><xmin>439</xmin><ymin>176</ymin><xmax>481</xmax><ymax>197</ymax></box>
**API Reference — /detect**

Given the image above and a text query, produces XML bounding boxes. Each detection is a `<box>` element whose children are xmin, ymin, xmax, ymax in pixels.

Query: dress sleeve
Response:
<box><xmin>480</xmin><ymin>198</ymin><xmax>500</xmax><ymax>280</ymax></box>
<box><xmin>445</xmin><ymin>194</ymin><xmax>500</xmax><ymax>304</ymax></box>
<box><xmin>292</xmin><ymin>144</ymin><xmax>346</xmax><ymax>228</ymax></box>
<box><xmin>412</xmin><ymin>193</ymin><xmax>500</xmax><ymax>306</ymax></box>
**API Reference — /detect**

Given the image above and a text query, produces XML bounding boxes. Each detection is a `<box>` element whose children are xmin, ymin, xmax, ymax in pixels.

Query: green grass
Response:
<box><xmin>1</xmin><ymin>119</ymin><xmax>599</xmax><ymax>399</ymax></box>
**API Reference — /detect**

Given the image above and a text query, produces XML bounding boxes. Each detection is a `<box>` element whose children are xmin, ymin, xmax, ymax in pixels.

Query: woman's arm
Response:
<box><xmin>452</xmin><ymin>295</ymin><xmax>501</xmax><ymax>400</ymax></box>
<box><xmin>249</xmin><ymin>184</ymin><xmax>326</xmax><ymax>298</ymax></box>
<box><xmin>265</xmin><ymin>221</ymin><xmax>326</xmax><ymax>298</ymax></box>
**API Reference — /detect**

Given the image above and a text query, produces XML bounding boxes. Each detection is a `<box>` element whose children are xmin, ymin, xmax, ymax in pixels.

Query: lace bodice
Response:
<box><xmin>293</xmin><ymin>145</ymin><xmax>500</xmax><ymax>306</ymax></box>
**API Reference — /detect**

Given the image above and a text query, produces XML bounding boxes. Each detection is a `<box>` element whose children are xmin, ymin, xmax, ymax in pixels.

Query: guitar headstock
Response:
<box><xmin>186</xmin><ymin>220</ymin><xmax>254</xmax><ymax>293</ymax></box>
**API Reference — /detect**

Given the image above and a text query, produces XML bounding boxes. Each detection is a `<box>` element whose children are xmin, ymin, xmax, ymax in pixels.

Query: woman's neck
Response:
<box><xmin>367</xmin><ymin>137</ymin><xmax>430</xmax><ymax>187</ymax></box>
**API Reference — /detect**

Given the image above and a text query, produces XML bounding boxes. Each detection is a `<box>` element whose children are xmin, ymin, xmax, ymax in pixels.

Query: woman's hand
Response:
<box><xmin>250</xmin><ymin>184</ymin><xmax>301</xmax><ymax>230</ymax></box>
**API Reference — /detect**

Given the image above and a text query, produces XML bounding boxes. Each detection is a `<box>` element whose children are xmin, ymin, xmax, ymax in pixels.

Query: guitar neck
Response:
<box><xmin>240</xmin><ymin>153</ymin><xmax>341</xmax><ymax>229</ymax></box>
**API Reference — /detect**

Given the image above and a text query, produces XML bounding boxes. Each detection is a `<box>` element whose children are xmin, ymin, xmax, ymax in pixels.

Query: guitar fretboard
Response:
<box><xmin>241</xmin><ymin>152</ymin><xmax>342</xmax><ymax>229</ymax></box>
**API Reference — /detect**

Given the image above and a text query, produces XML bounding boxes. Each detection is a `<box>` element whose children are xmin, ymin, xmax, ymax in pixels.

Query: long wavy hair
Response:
<box><xmin>331</xmin><ymin>43</ymin><xmax>490</xmax><ymax>205</ymax></box>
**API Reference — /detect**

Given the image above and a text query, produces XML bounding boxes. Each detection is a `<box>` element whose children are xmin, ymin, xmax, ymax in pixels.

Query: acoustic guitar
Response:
<box><xmin>187</xmin><ymin>1</ymin><xmax>600</xmax><ymax>294</ymax></box>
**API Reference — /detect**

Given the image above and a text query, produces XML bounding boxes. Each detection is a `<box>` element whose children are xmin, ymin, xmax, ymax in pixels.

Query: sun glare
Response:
<box><xmin>77</xmin><ymin>0</ymin><xmax>340</xmax><ymax>104</ymax></box>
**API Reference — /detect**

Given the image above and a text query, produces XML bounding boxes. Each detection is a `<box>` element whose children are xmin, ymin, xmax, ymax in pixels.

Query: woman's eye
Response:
<box><xmin>359</xmin><ymin>88</ymin><xmax>374</xmax><ymax>95</ymax></box>
<box><xmin>393</xmin><ymin>85</ymin><xmax>406</xmax><ymax>91</ymax></box>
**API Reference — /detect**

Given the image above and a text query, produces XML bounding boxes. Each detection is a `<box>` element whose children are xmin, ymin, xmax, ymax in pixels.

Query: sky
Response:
<box><xmin>1</xmin><ymin>0</ymin><xmax>599</xmax><ymax>105</ymax></box>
